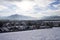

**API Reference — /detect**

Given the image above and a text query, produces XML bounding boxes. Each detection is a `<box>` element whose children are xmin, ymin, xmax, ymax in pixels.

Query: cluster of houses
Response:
<box><xmin>0</xmin><ymin>20</ymin><xmax>60</xmax><ymax>33</ymax></box>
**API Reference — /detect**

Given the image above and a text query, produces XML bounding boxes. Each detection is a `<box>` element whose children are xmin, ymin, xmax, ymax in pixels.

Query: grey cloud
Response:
<box><xmin>0</xmin><ymin>0</ymin><xmax>33</xmax><ymax>1</ymax></box>
<box><xmin>0</xmin><ymin>0</ymin><xmax>22</xmax><ymax>1</ymax></box>
<box><xmin>0</xmin><ymin>1</ymin><xmax>17</xmax><ymax>16</ymax></box>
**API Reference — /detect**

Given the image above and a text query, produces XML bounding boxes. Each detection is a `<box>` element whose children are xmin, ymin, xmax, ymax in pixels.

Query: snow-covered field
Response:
<box><xmin>0</xmin><ymin>27</ymin><xmax>60</xmax><ymax>40</ymax></box>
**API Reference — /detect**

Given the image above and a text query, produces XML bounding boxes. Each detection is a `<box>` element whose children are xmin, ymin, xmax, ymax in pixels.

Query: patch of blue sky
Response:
<box><xmin>48</xmin><ymin>0</ymin><xmax>60</xmax><ymax>10</ymax></box>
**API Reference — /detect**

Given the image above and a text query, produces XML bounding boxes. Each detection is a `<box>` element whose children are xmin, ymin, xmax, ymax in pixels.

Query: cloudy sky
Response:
<box><xmin>0</xmin><ymin>0</ymin><xmax>60</xmax><ymax>18</ymax></box>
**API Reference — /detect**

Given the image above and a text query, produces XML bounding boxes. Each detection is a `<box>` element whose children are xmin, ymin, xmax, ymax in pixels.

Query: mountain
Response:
<box><xmin>1</xmin><ymin>14</ymin><xmax>60</xmax><ymax>20</ymax></box>
<box><xmin>0</xmin><ymin>14</ymin><xmax>36</xmax><ymax>20</ymax></box>
<box><xmin>41</xmin><ymin>16</ymin><xmax>60</xmax><ymax>20</ymax></box>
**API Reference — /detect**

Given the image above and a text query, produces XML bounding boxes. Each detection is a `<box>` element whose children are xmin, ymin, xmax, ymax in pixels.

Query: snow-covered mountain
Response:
<box><xmin>1</xmin><ymin>15</ymin><xmax>60</xmax><ymax>20</ymax></box>
<box><xmin>0</xmin><ymin>14</ymin><xmax>36</xmax><ymax>20</ymax></box>
<box><xmin>41</xmin><ymin>16</ymin><xmax>60</xmax><ymax>20</ymax></box>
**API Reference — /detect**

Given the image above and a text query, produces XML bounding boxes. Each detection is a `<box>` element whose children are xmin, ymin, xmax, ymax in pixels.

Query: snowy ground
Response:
<box><xmin>0</xmin><ymin>27</ymin><xmax>60</xmax><ymax>40</ymax></box>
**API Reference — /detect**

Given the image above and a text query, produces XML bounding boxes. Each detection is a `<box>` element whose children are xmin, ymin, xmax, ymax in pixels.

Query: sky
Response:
<box><xmin>0</xmin><ymin>0</ymin><xmax>60</xmax><ymax>18</ymax></box>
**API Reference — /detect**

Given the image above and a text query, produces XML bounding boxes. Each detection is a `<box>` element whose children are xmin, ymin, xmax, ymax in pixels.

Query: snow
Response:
<box><xmin>0</xmin><ymin>27</ymin><xmax>60</xmax><ymax>40</ymax></box>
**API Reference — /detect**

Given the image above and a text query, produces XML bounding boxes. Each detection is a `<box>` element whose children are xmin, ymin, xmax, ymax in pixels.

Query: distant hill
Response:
<box><xmin>0</xmin><ymin>14</ymin><xmax>36</xmax><ymax>20</ymax></box>
<box><xmin>41</xmin><ymin>16</ymin><xmax>60</xmax><ymax>20</ymax></box>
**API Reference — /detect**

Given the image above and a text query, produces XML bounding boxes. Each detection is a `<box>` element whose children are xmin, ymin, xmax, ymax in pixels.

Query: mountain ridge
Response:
<box><xmin>41</xmin><ymin>16</ymin><xmax>60</xmax><ymax>20</ymax></box>
<box><xmin>0</xmin><ymin>14</ymin><xmax>36</xmax><ymax>20</ymax></box>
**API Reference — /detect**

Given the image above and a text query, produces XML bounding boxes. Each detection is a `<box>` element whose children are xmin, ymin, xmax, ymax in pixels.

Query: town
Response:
<box><xmin>0</xmin><ymin>20</ymin><xmax>60</xmax><ymax>33</ymax></box>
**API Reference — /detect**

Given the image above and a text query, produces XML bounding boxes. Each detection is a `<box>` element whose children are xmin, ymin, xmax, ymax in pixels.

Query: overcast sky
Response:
<box><xmin>0</xmin><ymin>0</ymin><xmax>60</xmax><ymax>18</ymax></box>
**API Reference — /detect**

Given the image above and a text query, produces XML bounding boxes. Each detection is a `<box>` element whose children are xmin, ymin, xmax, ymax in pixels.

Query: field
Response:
<box><xmin>0</xmin><ymin>27</ymin><xmax>60</xmax><ymax>40</ymax></box>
